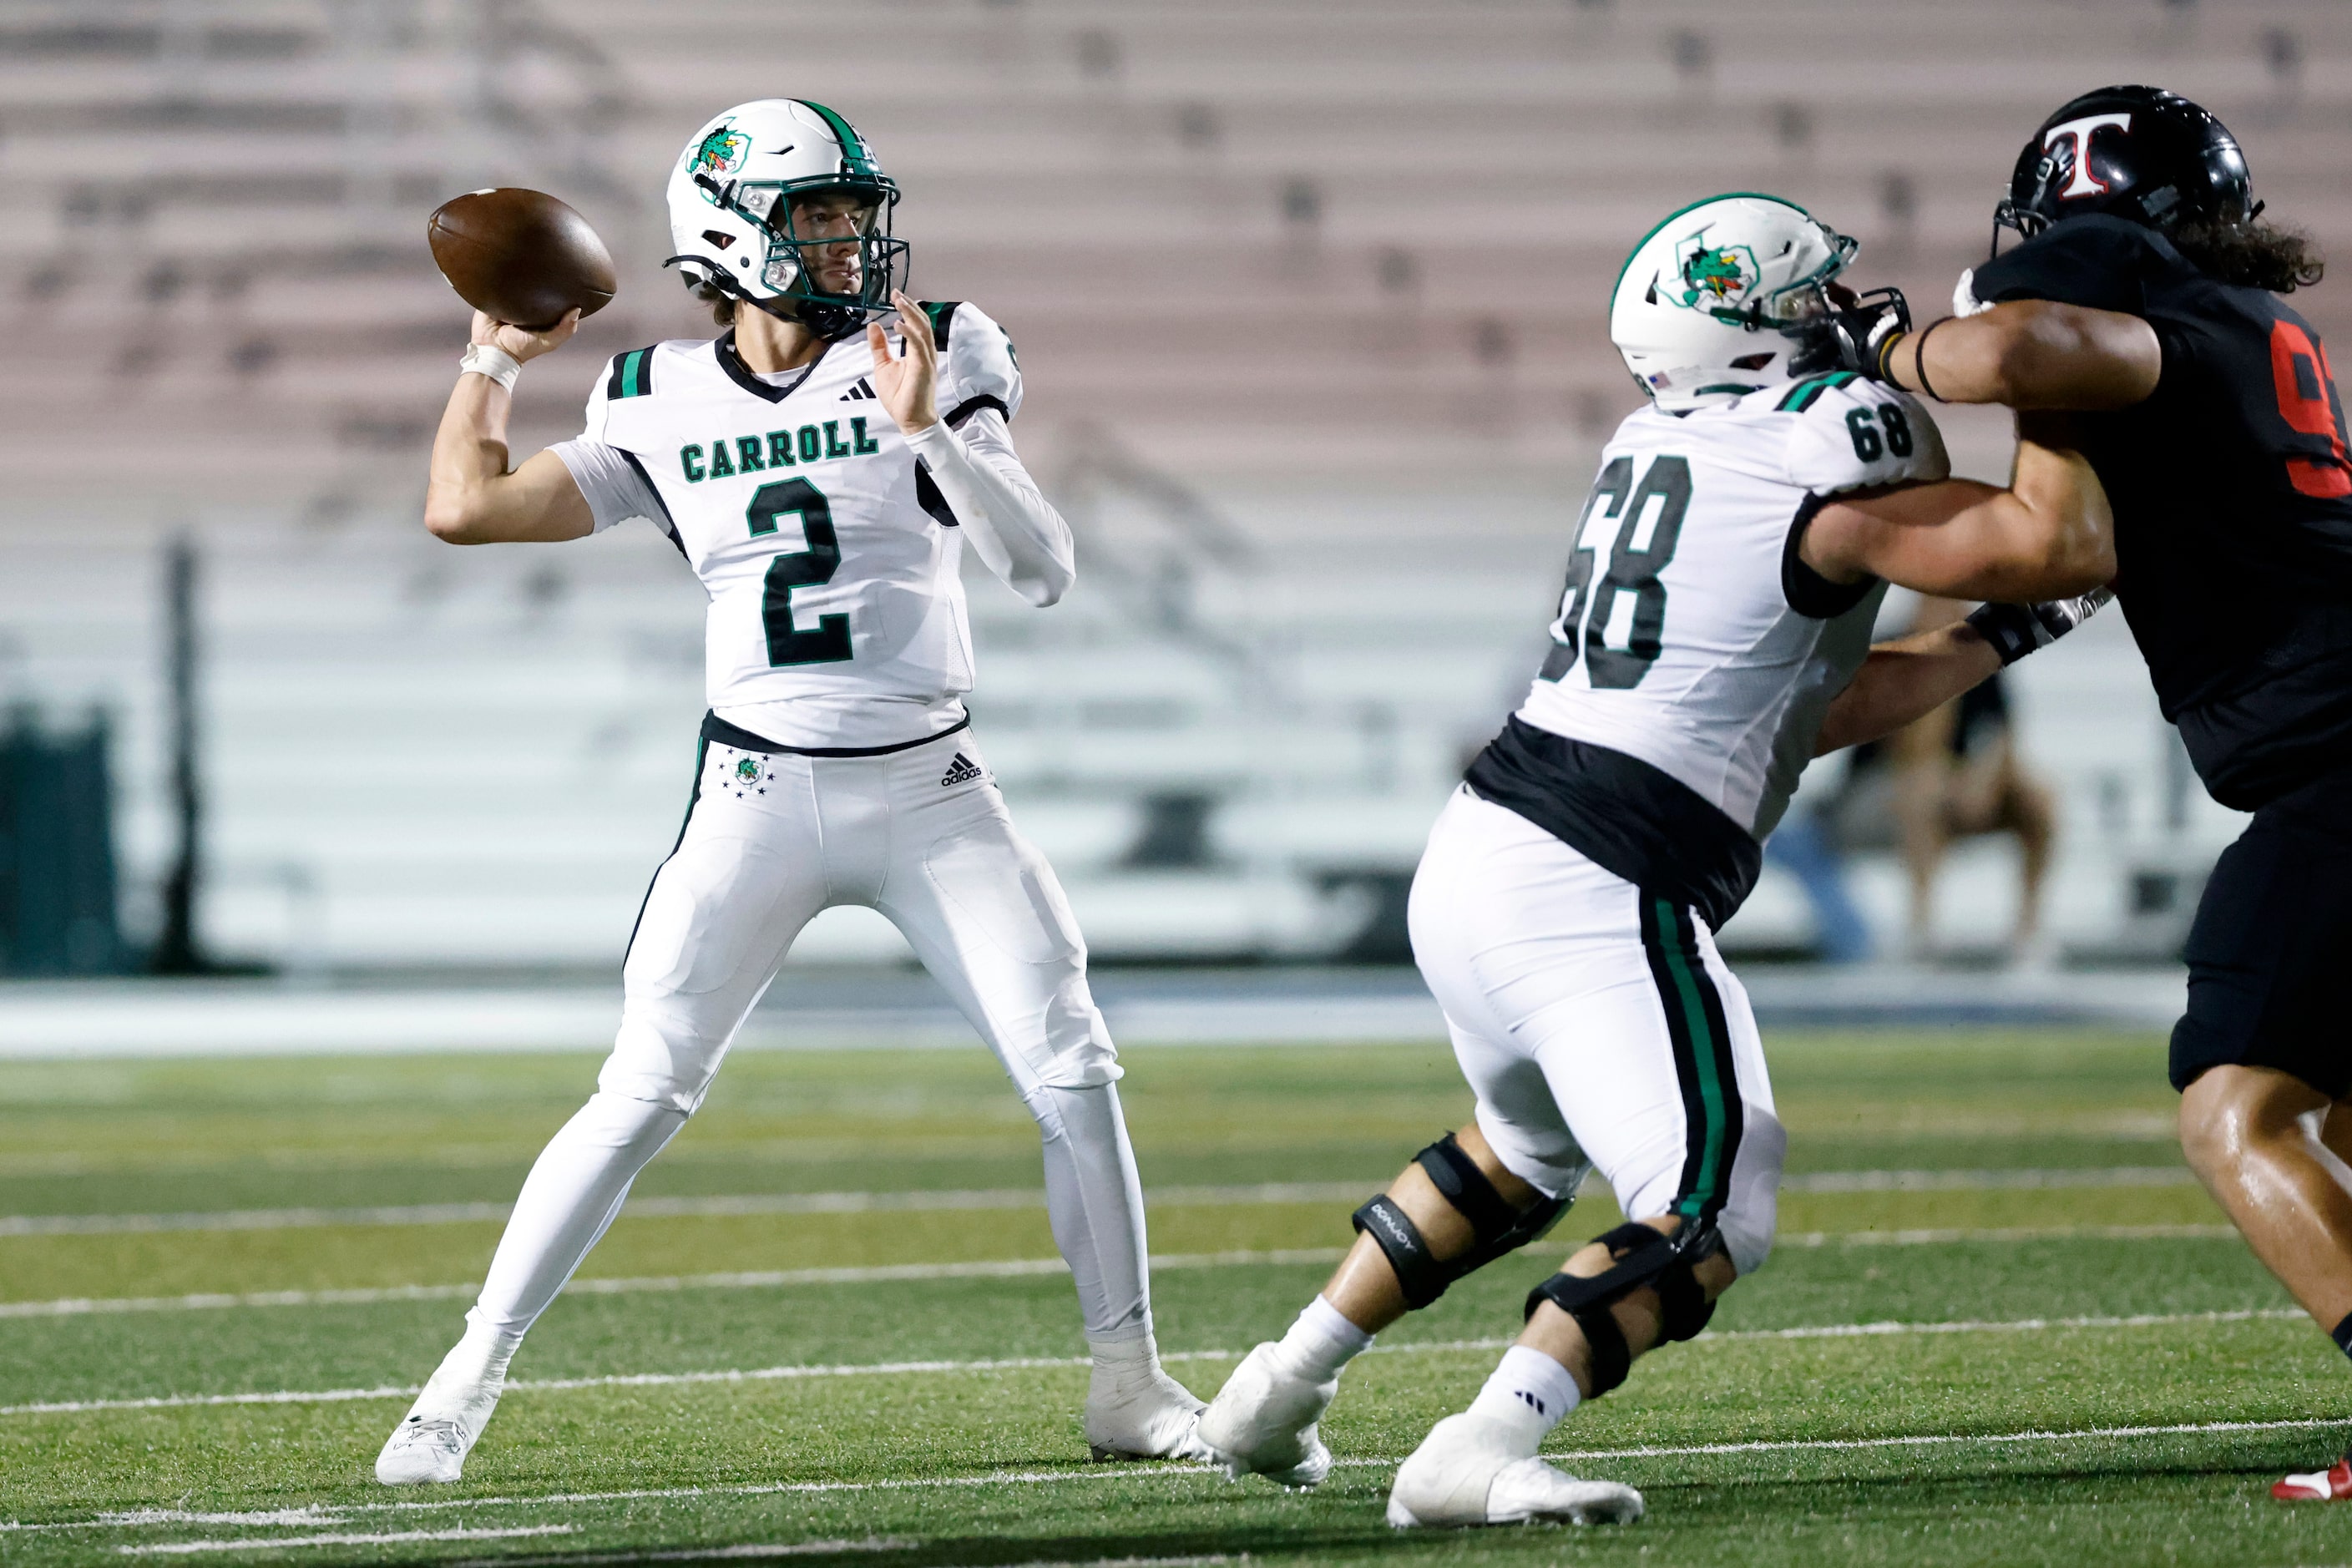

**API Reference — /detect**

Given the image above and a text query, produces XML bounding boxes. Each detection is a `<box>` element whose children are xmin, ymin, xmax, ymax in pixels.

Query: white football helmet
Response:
<box><xmin>665</xmin><ymin>99</ymin><xmax>907</xmax><ymax>338</ymax></box>
<box><xmin>1610</xmin><ymin>193</ymin><xmax>1899</xmax><ymax>412</ymax></box>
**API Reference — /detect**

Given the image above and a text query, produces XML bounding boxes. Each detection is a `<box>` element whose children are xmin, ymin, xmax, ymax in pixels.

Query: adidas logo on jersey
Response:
<box><xmin>940</xmin><ymin>753</ymin><xmax>984</xmax><ymax>787</ymax></box>
<box><xmin>842</xmin><ymin>377</ymin><xmax>877</xmax><ymax>402</ymax></box>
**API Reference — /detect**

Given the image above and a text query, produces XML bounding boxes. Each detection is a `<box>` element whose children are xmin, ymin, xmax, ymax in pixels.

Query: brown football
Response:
<box><xmin>427</xmin><ymin>188</ymin><xmax>615</xmax><ymax>330</ymax></box>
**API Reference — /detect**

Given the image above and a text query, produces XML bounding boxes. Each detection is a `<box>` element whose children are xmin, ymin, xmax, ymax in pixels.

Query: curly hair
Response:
<box><xmin>689</xmin><ymin>277</ymin><xmax>736</xmax><ymax>326</ymax></box>
<box><xmin>2168</xmin><ymin>215</ymin><xmax>2325</xmax><ymax>293</ymax></box>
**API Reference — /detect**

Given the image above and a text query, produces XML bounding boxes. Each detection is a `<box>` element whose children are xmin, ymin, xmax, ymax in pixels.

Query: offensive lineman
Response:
<box><xmin>1839</xmin><ymin>87</ymin><xmax>2352</xmax><ymax>1504</ymax></box>
<box><xmin>1194</xmin><ymin>194</ymin><xmax>2117</xmax><ymax>1526</ymax></box>
<box><xmin>375</xmin><ymin>99</ymin><xmax>1207</xmax><ymax>1484</ymax></box>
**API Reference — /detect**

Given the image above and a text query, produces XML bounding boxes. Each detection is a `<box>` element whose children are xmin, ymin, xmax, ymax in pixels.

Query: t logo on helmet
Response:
<box><xmin>2043</xmin><ymin>113</ymin><xmax>2132</xmax><ymax>199</ymax></box>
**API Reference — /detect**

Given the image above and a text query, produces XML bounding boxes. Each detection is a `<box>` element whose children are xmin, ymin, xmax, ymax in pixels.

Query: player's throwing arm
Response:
<box><xmin>375</xmin><ymin>99</ymin><xmax>1206</xmax><ymax>1490</ymax></box>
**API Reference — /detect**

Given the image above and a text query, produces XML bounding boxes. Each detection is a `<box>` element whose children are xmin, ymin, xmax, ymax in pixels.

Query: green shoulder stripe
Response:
<box><xmin>606</xmin><ymin>346</ymin><xmax>656</xmax><ymax>401</ymax></box>
<box><xmin>920</xmin><ymin>300</ymin><xmax>960</xmax><ymax>352</ymax></box>
<box><xmin>1776</xmin><ymin>370</ymin><xmax>1856</xmax><ymax>413</ymax></box>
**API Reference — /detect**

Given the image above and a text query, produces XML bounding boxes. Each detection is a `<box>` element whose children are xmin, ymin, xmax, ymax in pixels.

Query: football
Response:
<box><xmin>427</xmin><ymin>187</ymin><xmax>616</xmax><ymax>330</ymax></box>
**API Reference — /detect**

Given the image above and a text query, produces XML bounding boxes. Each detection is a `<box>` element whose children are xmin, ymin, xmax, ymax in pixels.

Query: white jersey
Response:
<box><xmin>1516</xmin><ymin>372</ymin><xmax>1949</xmax><ymax>839</ymax></box>
<box><xmin>555</xmin><ymin>302</ymin><xmax>1026</xmax><ymax>749</ymax></box>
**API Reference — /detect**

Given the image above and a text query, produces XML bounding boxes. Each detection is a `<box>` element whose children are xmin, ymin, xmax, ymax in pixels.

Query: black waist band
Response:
<box><xmin>1463</xmin><ymin>717</ymin><xmax>1761</xmax><ymax>931</ymax></box>
<box><xmin>700</xmin><ymin>711</ymin><xmax>970</xmax><ymax>758</ymax></box>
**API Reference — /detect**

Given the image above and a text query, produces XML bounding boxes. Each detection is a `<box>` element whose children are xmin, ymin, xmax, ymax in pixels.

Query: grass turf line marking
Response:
<box><xmin>0</xmin><ymin>1308</ymin><xmax>2304</xmax><ymax>1422</ymax></box>
<box><xmin>119</xmin><ymin>1525</ymin><xmax>571</xmax><ymax>1555</ymax></box>
<box><xmin>1779</xmin><ymin>1166</ymin><xmax>2193</xmax><ymax>1193</ymax></box>
<box><xmin>22</xmin><ymin>1417</ymin><xmax>2345</xmax><ymax>1536</ymax></box>
<box><xmin>451</xmin><ymin>1541</ymin><xmax>907</xmax><ymax>1565</ymax></box>
<box><xmin>105</xmin><ymin>1512</ymin><xmax>348</xmax><ymax>1529</ymax></box>
<box><xmin>0</xmin><ymin>1184</ymin><xmax>1369</xmax><ymax>1238</ymax></box>
<box><xmin>451</xmin><ymin>1550</ymin><xmax>1205</xmax><ymax>1568</ymax></box>
<box><xmin>1783</xmin><ymin>1222</ymin><xmax>2234</xmax><ymax>1247</ymax></box>
<box><xmin>1536</xmin><ymin>1415</ymin><xmax>2352</xmax><ymax>1463</ymax></box>
<box><xmin>0</xmin><ymin>1168</ymin><xmax>2198</xmax><ymax>1237</ymax></box>
<box><xmin>0</xmin><ymin>1248</ymin><xmax>1351</xmax><ymax>1322</ymax></box>
<box><xmin>0</xmin><ymin>1225</ymin><xmax>2246</xmax><ymax>1323</ymax></box>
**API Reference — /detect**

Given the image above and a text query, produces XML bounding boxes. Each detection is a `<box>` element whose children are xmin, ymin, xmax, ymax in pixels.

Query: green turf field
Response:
<box><xmin>4</xmin><ymin>1028</ymin><xmax>2348</xmax><ymax>1566</ymax></box>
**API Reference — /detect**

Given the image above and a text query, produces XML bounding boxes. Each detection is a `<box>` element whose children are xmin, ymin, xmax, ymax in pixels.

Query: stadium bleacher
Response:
<box><xmin>0</xmin><ymin>0</ymin><xmax>2342</xmax><ymax>968</ymax></box>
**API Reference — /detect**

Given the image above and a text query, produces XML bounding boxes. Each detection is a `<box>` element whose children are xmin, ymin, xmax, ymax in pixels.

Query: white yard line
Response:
<box><xmin>119</xmin><ymin>1525</ymin><xmax>571</xmax><ymax>1555</ymax></box>
<box><xmin>0</xmin><ymin>1307</ymin><xmax>2304</xmax><ymax>1422</ymax></box>
<box><xmin>0</xmin><ymin>1225</ymin><xmax>2248</xmax><ymax>1323</ymax></box>
<box><xmin>1779</xmin><ymin>1166</ymin><xmax>2194</xmax><ymax>1192</ymax></box>
<box><xmin>0</xmin><ymin>1248</ymin><xmax>1350</xmax><ymax>1323</ymax></box>
<box><xmin>1783</xmin><ymin>1223</ymin><xmax>2237</xmax><ymax>1246</ymax></box>
<box><xmin>0</xmin><ymin>1170</ymin><xmax>2198</xmax><ymax>1237</ymax></box>
<box><xmin>448</xmin><ymin>1543</ymin><xmax>909</xmax><ymax>1565</ymax></box>
<box><xmin>0</xmin><ymin>1185</ymin><xmax>1368</xmax><ymax>1239</ymax></box>
<box><xmin>11</xmin><ymin>1412</ymin><xmax>2339</xmax><ymax>1540</ymax></box>
<box><xmin>1537</xmin><ymin>1415</ymin><xmax>2347</xmax><ymax>1462</ymax></box>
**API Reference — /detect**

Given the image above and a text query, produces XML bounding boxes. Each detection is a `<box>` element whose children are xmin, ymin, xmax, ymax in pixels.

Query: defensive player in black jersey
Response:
<box><xmin>1811</xmin><ymin>84</ymin><xmax>2352</xmax><ymax>1500</ymax></box>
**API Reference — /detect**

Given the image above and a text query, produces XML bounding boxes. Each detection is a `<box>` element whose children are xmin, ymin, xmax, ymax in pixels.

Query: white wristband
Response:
<box><xmin>459</xmin><ymin>342</ymin><xmax>522</xmax><ymax>394</ymax></box>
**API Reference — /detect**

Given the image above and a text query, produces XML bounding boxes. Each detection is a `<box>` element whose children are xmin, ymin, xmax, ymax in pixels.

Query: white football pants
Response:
<box><xmin>468</xmin><ymin>726</ymin><xmax>1155</xmax><ymax>1348</ymax></box>
<box><xmin>1406</xmin><ymin>787</ymin><xmax>1786</xmax><ymax>1276</ymax></box>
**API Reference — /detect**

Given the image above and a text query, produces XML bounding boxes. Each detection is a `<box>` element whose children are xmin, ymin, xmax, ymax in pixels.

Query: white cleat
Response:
<box><xmin>1385</xmin><ymin>1413</ymin><xmax>1644</xmax><ymax>1529</ymax></box>
<box><xmin>1196</xmin><ymin>1341</ymin><xmax>1335</xmax><ymax>1488</ymax></box>
<box><xmin>1084</xmin><ymin>1364</ymin><xmax>1214</xmax><ymax>1463</ymax></box>
<box><xmin>375</xmin><ymin>1341</ymin><xmax>507</xmax><ymax>1486</ymax></box>
<box><xmin>375</xmin><ymin>1414</ymin><xmax>478</xmax><ymax>1485</ymax></box>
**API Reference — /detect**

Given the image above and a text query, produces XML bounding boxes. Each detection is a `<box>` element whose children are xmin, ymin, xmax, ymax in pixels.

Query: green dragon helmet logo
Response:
<box><xmin>1674</xmin><ymin>235</ymin><xmax>1760</xmax><ymax>311</ymax></box>
<box><xmin>688</xmin><ymin>124</ymin><xmax>751</xmax><ymax>181</ymax></box>
<box><xmin>734</xmin><ymin>757</ymin><xmax>762</xmax><ymax>783</ymax></box>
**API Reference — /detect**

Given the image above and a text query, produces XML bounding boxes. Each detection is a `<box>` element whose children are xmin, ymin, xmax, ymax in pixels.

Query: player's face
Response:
<box><xmin>787</xmin><ymin>191</ymin><xmax>878</xmax><ymax>296</ymax></box>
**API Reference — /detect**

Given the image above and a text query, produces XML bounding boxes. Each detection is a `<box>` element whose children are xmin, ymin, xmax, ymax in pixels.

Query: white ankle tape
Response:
<box><xmin>459</xmin><ymin>342</ymin><xmax>522</xmax><ymax>393</ymax></box>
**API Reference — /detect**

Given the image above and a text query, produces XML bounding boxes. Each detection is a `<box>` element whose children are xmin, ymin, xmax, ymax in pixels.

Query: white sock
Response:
<box><xmin>470</xmin><ymin>1090</ymin><xmax>686</xmax><ymax>1338</ymax></box>
<box><xmin>410</xmin><ymin>1313</ymin><xmax>520</xmax><ymax>1423</ymax></box>
<box><xmin>1466</xmin><ymin>1345</ymin><xmax>1582</xmax><ymax>1457</ymax></box>
<box><xmin>1038</xmin><ymin>1083</ymin><xmax>1153</xmax><ymax>1341</ymax></box>
<box><xmin>458</xmin><ymin>1309</ymin><xmax>521</xmax><ymax>1383</ymax></box>
<box><xmin>1090</xmin><ymin>1328</ymin><xmax>1165</xmax><ymax>1387</ymax></box>
<box><xmin>1275</xmin><ymin>1294</ymin><xmax>1375</xmax><ymax>1384</ymax></box>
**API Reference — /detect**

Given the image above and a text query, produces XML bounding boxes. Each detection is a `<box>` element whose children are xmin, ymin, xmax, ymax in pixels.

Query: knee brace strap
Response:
<box><xmin>1416</xmin><ymin>1133</ymin><xmax>1572</xmax><ymax>1271</ymax></box>
<box><xmin>1571</xmin><ymin>1299</ymin><xmax>1633</xmax><ymax>1396</ymax></box>
<box><xmin>1351</xmin><ymin>1134</ymin><xmax>1575</xmax><ymax>1311</ymax></box>
<box><xmin>1351</xmin><ymin>1195</ymin><xmax>1449</xmax><ymax>1308</ymax></box>
<box><xmin>1523</xmin><ymin>1221</ymin><xmax>1725</xmax><ymax>1396</ymax></box>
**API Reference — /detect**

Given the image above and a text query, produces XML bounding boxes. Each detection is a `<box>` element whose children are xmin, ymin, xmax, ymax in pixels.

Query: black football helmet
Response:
<box><xmin>1992</xmin><ymin>85</ymin><xmax>2255</xmax><ymax>254</ymax></box>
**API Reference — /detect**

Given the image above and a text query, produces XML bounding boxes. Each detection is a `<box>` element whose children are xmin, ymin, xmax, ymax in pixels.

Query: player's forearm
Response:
<box><xmin>1867</xmin><ymin>443</ymin><xmax>2111</xmax><ymax>601</ymax></box>
<box><xmin>1999</xmin><ymin>436</ymin><xmax>2116</xmax><ymax>596</ymax></box>
<box><xmin>424</xmin><ymin>373</ymin><xmax>518</xmax><ymax>544</ymax></box>
<box><xmin>1813</xmin><ymin>624</ymin><xmax>2000</xmax><ymax>756</ymax></box>
<box><xmin>1884</xmin><ymin>302</ymin><xmax>2161</xmax><ymax>410</ymax></box>
<box><xmin>905</xmin><ymin>421</ymin><xmax>1075</xmax><ymax>607</ymax></box>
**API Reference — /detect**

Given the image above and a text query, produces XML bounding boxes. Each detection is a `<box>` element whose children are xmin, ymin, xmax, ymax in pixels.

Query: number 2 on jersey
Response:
<box><xmin>746</xmin><ymin>478</ymin><xmax>853</xmax><ymax>666</ymax></box>
<box><xmin>1539</xmin><ymin>454</ymin><xmax>1691</xmax><ymax>690</ymax></box>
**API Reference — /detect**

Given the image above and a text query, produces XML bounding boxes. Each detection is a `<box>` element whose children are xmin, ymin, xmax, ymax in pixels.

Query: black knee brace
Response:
<box><xmin>1350</xmin><ymin>1133</ymin><xmax>1571</xmax><ymax>1309</ymax></box>
<box><xmin>1523</xmin><ymin>1221</ymin><xmax>1723</xmax><ymax>1397</ymax></box>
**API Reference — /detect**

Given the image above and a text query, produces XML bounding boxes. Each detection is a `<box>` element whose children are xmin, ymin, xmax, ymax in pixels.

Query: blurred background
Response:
<box><xmin>3</xmin><ymin>0</ymin><xmax>2347</xmax><ymax>1045</ymax></box>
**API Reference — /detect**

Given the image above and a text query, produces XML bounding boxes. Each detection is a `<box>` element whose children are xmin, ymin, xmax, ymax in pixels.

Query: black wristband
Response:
<box><xmin>1963</xmin><ymin>601</ymin><xmax>2041</xmax><ymax>665</ymax></box>
<box><xmin>1912</xmin><ymin>316</ymin><xmax>1954</xmax><ymax>403</ymax></box>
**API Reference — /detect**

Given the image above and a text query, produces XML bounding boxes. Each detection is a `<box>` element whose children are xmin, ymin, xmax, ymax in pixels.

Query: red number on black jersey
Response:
<box><xmin>2268</xmin><ymin>318</ymin><xmax>2352</xmax><ymax>499</ymax></box>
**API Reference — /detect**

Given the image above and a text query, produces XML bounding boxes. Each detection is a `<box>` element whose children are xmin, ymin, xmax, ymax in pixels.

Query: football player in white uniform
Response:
<box><xmin>1195</xmin><ymin>195</ymin><xmax>2117</xmax><ymax>1526</ymax></box>
<box><xmin>375</xmin><ymin>99</ymin><xmax>1207</xmax><ymax>1484</ymax></box>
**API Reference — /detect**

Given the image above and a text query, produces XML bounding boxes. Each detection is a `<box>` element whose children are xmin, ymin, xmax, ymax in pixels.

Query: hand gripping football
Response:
<box><xmin>427</xmin><ymin>188</ymin><xmax>616</xmax><ymax>330</ymax></box>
